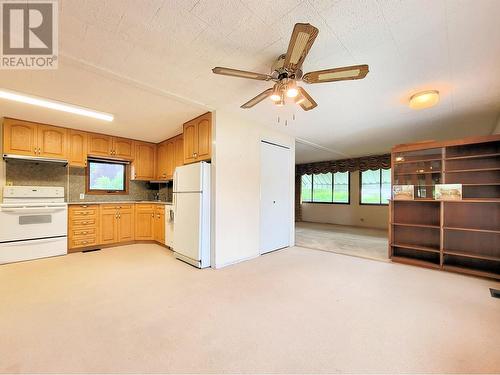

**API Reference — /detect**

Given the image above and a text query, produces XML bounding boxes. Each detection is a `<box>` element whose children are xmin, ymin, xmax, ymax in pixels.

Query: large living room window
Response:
<box><xmin>301</xmin><ymin>172</ymin><xmax>350</xmax><ymax>204</ymax></box>
<box><xmin>360</xmin><ymin>168</ymin><xmax>391</xmax><ymax>205</ymax></box>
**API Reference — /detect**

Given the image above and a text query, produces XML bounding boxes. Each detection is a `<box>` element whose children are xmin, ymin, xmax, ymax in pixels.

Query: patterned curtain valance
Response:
<box><xmin>296</xmin><ymin>154</ymin><xmax>391</xmax><ymax>176</ymax></box>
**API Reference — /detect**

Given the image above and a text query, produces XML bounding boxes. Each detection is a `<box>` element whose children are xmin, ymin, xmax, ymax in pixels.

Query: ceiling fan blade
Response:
<box><xmin>241</xmin><ymin>88</ymin><xmax>273</xmax><ymax>109</ymax></box>
<box><xmin>302</xmin><ymin>64</ymin><xmax>369</xmax><ymax>84</ymax></box>
<box><xmin>212</xmin><ymin>67</ymin><xmax>272</xmax><ymax>81</ymax></box>
<box><xmin>284</xmin><ymin>23</ymin><xmax>319</xmax><ymax>72</ymax></box>
<box><xmin>296</xmin><ymin>87</ymin><xmax>317</xmax><ymax>111</ymax></box>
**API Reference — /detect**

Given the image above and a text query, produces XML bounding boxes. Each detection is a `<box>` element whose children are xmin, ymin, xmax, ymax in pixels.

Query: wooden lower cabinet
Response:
<box><xmin>68</xmin><ymin>204</ymin><xmax>99</xmax><ymax>252</ymax></box>
<box><xmin>69</xmin><ymin>203</ymin><xmax>165</xmax><ymax>252</ymax></box>
<box><xmin>135</xmin><ymin>204</ymin><xmax>155</xmax><ymax>240</ymax></box>
<box><xmin>100</xmin><ymin>204</ymin><xmax>134</xmax><ymax>244</ymax></box>
<box><xmin>154</xmin><ymin>205</ymin><xmax>165</xmax><ymax>244</ymax></box>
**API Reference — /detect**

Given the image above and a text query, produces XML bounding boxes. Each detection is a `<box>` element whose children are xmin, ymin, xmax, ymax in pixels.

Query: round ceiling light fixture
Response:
<box><xmin>409</xmin><ymin>90</ymin><xmax>440</xmax><ymax>110</ymax></box>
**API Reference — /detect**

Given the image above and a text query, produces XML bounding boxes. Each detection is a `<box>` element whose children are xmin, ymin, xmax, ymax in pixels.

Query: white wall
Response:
<box><xmin>301</xmin><ymin>170</ymin><xmax>389</xmax><ymax>230</ymax></box>
<box><xmin>212</xmin><ymin>110</ymin><xmax>295</xmax><ymax>268</ymax></box>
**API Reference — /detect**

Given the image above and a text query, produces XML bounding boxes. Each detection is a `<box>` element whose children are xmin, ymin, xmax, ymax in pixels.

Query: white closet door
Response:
<box><xmin>260</xmin><ymin>141</ymin><xmax>291</xmax><ymax>254</ymax></box>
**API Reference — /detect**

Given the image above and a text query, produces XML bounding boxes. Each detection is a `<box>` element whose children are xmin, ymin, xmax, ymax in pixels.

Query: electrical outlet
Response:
<box><xmin>79</xmin><ymin>193</ymin><xmax>85</xmax><ymax>200</ymax></box>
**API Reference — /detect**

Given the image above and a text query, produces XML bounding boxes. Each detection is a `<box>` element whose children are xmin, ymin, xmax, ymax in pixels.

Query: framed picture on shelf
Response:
<box><xmin>435</xmin><ymin>184</ymin><xmax>462</xmax><ymax>200</ymax></box>
<box><xmin>393</xmin><ymin>185</ymin><xmax>414</xmax><ymax>200</ymax></box>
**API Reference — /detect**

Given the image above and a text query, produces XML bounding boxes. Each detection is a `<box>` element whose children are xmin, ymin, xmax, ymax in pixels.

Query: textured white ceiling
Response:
<box><xmin>0</xmin><ymin>0</ymin><xmax>498</xmax><ymax>157</ymax></box>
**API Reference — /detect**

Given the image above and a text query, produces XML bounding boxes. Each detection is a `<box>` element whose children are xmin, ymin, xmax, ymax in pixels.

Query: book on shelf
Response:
<box><xmin>435</xmin><ymin>184</ymin><xmax>462</xmax><ymax>200</ymax></box>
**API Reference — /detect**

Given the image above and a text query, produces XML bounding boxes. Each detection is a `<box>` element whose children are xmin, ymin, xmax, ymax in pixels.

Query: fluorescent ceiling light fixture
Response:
<box><xmin>0</xmin><ymin>89</ymin><xmax>114</xmax><ymax>121</ymax></box>
<box><xmin>409</xmin><ymin>90</ymin><xmax>439</xmax><ymax>110</ymax></box>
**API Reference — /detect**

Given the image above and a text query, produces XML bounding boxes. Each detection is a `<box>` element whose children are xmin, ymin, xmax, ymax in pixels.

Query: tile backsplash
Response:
<box><xmin>4</xmin><ymin>159</ymin><xmax>172</xmax><ymax>202</ymax></box>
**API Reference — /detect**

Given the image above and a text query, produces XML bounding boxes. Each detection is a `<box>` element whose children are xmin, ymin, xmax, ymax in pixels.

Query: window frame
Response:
<box><xmin>301</xmin><ymin>172</ymin><xmax>351</xmax><ymax>205</ymax></box>
<box><xmin>359</xmin><ymin>168</ymin><xmax>390</xmax><ymax>206</ymax></box>
<box><xmin>86</xmin><ymin>159</ymin><xmax>130</xmax><ymax>195</ymax></box>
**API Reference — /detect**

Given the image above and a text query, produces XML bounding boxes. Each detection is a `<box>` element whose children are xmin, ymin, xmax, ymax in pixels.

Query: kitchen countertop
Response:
<box><xmin>68</xmin><ymin>201</ymin><xmax>173</xmax><ymax>205</ymax></box>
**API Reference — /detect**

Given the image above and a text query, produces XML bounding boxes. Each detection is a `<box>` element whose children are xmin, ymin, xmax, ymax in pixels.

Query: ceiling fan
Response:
<box><xmin>212</xmin><ymin>23</ymin><xmax>369</xmax><ymax>111</ymax></box>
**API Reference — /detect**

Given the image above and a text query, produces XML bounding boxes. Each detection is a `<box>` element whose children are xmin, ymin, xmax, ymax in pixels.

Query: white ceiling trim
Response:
<box><xmin>296</xmin><ymin>137</ymin><xmax>350</xmax><ymax>158</ymax></box>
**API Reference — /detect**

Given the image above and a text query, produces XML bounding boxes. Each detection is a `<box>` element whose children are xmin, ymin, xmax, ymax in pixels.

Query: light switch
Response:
<box><xmin>79</xmin><ymin>193</ymin><xmax>85</xmax><ymax>200</ymax></box>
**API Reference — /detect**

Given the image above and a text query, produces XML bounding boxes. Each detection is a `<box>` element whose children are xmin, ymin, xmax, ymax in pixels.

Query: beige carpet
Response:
<box><xmin>296</xmin><ymin>221</ymin><xmax>389</xmax><ymax>261</ymax></box>
<box><xmin>1</xmin><ymin>244</ymin><xmax>499</xmax><ymax>374</ymax></box>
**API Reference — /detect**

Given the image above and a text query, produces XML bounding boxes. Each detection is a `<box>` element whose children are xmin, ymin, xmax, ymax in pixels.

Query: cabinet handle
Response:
<box><xmin>82</xmin><ymin>221</ymin><xmax>88</xmax><ymax>224</ymax></box>
<box><xmin>81</xmin><ymin>205</ymin><xmax>88</xmax><ymax>208</ymax></box>
<box><xmin>82</xmin><ymin>231</ymin><xmax>88</xmax><ymax>235</ymax></box>
<box><xmin>194</xmin><ymin>152</ymin><xmax>198</xmax><ymax>158</ymax></box>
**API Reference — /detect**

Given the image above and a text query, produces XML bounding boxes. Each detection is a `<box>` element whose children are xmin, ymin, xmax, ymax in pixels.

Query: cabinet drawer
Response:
<box><xmin>70</xmin><ymin>227</ymin><xmax>96</xmax><ymax>237</ymax></box>
<box><xmin>70</xmin><ymin>236</ymin><xmax>97</xmax><ymax>248</ymax></box>
<box><xmin>71</xmin><ymin>217</ymin><xmax>97</xmax><ymax>226</ymax></box>
<box><xmin>101</xmin><ymin>204</ymin><xmax>133</xmax><ymax>210</ymax></box>
<box><xmin>70</xmin><ymin>209</ymin><xmax>97</xmax><ymax>217</ymax></box>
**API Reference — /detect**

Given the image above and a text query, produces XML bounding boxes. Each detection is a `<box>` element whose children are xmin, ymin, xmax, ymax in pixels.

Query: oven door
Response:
<box><xmin>0</xmin><ymin>204</ymin><xmax>68</xmax><ymax>242</ymax></box>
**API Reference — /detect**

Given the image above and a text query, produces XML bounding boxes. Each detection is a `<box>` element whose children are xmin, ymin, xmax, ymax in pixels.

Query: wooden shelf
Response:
<box><xmin>445</xmin><ymin>167</ymin><xmax>500</xmax><ymax>173</ymax></box>
<box><xmin>391</xmin><ymin>256</ymin><xmax>440</xmax><ymax>269</ymax></box>
<box><xmin>445</xmin><ymin>152</ymin><xmax>500</xmax><ymax>160</ymax></box>
<box><xmin>462</xmin><ymin>183</ymin><xmax>500</xmax><ymax>186</ymax></box>
<box><xmin>391</xmin><ymin>136</ymin><xmax>500</xmax><ymax>279</ymax></box>
<box><xmin>393</xmin><ymin>222</ymin><xmax>440</xmax><ymax>229</ymax></box>
<box><xmin>395</xmin><ymin>171</ymin><xmax>441</xmax><ymax>175</ymax></box>
<box><xmin>444</xmin><ymin>226</ymin><xmax>500</xmax><ymax>234</ymax></box>
<box><xmin>442</xmin><ymin>265</ymin><xmax>500</xmax><ymax>280</ymax></box>
<box><xmin>392</xmin><ymin>243</ymin><xmax>440</xmax><ymax>254</ymax></box>
<box><xmin>394</xmin><ymin>157</ymin><xmax>442</xmax><ymax>164</ymax></box>
<box><xmin>443</xmin><ymin>250</ymin><xmax>500</xmax><ymax>262</ymax></box>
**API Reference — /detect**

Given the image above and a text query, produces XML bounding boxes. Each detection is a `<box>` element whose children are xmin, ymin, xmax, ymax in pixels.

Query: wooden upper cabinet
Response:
<box><xmin>3</xmin><ymin>119</ymin><xmax>38</xmax><ymax>156</ymax></box>
<box><xmin>183</xmin><ymin>112</ymin><xmax>212</xmax><ymax>164</ymax></box>
<box><xmin>183</xmin><ymin>120</ymin><xmax>197</xmax><ymax>164</ymax></box>
<box><xmin>174</xmin><ymin>135</ymin><xmax>184</xmax><ymax>171</ymax></box>
<box><xmin>88</xmin><ymin>133</ymin><xmax>112</xmax><ymax>157</ymax></box>
<box><xmin>166</xmin><ymin>139</ymin><xmax>175</xmax><ymax>179</ymax></box>
<box><xmin>113</xmin><ymin>137</ymin><xmax>134</xmax><ymax>159</ymax></box>
<box><xmin>37</xmin><ymin>125</ymin><xmax>68</xmax><ymax>159</ymax></box>
<box><xmin>197</xmin><ymin>115</ymin><xmax>211</xmax><ymax>161</ymax></box>
<box><xmin>69</xmin><ymin>130</ymin><xmax>88</xmax><ymax>167</ymax></box>
<box><xmin>156</xmin><ymin>141</ymin><xmax>169</xmax><ymax>180</ymax></box>
<box><xmin>133</xmin><ymin>141</ymin><xmax>156</xmax><ymax>180</ymax></box>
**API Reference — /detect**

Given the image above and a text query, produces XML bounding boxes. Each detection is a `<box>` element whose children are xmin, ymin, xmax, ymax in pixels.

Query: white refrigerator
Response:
<box><xmin>172</xmin><ymin>162</ymin><xmax>211</xmax><ymax>268</ymax></box>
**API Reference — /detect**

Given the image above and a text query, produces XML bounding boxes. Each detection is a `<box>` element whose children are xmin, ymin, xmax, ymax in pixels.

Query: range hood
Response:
<box><xmin>3</xmin><ymin>154</ymin><xmax>68</xmax><ymax>165</ymax></box>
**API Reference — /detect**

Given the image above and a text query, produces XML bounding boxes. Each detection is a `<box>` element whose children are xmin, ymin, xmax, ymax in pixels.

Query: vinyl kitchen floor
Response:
<box><xmin>1</xmin><ymin>244</ymin><xmax>499</xmax><ymax>373</ymax></box>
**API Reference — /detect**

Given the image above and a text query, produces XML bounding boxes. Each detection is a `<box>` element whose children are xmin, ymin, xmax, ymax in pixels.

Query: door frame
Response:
<box><xmin>259</xmin><ymin>139</ymin><xmax>294</xmax><ymax>255</ymax></box>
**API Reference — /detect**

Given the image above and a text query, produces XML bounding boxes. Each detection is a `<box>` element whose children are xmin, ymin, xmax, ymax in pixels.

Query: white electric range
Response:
<box><xmin>0</xmin><ymin>186</ymin><xmax>68</xmax><ymax>264</ymax></box>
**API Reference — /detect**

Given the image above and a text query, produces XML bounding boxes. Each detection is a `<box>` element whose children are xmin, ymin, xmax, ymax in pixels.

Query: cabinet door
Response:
<box><xmin>196</xmin><ymin>113</ymin><xmax>212</xmax><ymax>161</ymax></box>
<box><xmin>37</xmin><ymin>125</ymin><xmax>68</xmax><ymax>159</ymax></box>
<box><xmin>118</xmin><ymin>207</ymin><xmax>134</xmax><ymax>242</ymax></box>
<box><xmin>69</xmin><ymin>130</ymin><xmax>88</xmax><ymax>167</ymax></box>
<box><xmin>154</xmin><ymin>208</ymin><xmax>165</xmax><ymax>244</ymax></box>
<box><xmin>135</xmin><ymin>205</ymin><xmax>155</xmax><ymax>240</ymax></box>
<box><xmin>156</xmin><ymin>141</ymin><xmax>168</xmax><ymax>180</ymax></box>
<box><xmin>88</xmin><ymin>134</ymin><xmax>112</xmax><ymax>157</ymax></box>
<box><xmin>133</xmin><ymin>141</ymin><xmax>156</xmax><ymax>180</ymax></box>
<box><xmin>183</xmin><ymin>120</ymin><xmax>197</xmax><ymax>165</ymax></box>
<box><xmin>100</xmin><ymin>208</ymin><xmax>118</xmax><ymax>244</ymax></box>
<box><xmin>3</xmin><ymin>119</ymin><xmax>38</xmax><ymax>156</ymax></box>
<box><xmin>174</xmin><ymin>135</ymin><xmax>184</xmax><ymax>172</ymax></box>
<box><xmin>113</xmin><ymin>137</ymin><xmax>134</xmax><ymax>159</ymax></box>
<box><xmin>165</xmin><ymin>139</ymin><xmax>175</xmax><ymax>180</ymax></box>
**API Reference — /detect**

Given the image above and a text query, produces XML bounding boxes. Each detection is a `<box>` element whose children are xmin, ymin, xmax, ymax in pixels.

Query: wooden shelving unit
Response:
<box><xmin>389</xmin><ymin>135</ymin><xmax>500</xmax><ymax>280</ymax></box>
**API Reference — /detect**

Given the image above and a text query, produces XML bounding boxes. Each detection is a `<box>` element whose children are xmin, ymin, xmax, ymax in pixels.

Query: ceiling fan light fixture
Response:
<box><xmin>270</xmin><ymin>84</ymin><xmax>282</xmax><ymax>102</ymax></box>
<box><xmin>409</xmin><ymin>90</ymin><xmax>439</xmax><ymax>110</ymax></box>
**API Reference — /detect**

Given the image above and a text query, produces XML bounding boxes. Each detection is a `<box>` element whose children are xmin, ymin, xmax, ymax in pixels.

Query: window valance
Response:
<box><xmin>296</xmin><ymin>154</ymin><xmax>391</xmax><ymax>176</ymax></box>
